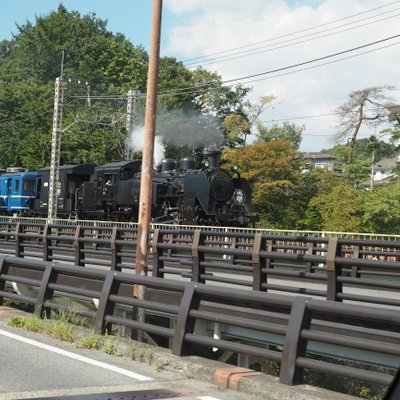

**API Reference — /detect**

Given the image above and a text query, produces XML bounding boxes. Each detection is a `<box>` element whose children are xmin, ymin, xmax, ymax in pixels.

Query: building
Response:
<box><xmin>302</xmin><ymin>153</ymin><xmax>337</xmax><ymax>172</ymax></box>
<box><xmin>371</xmin><ymin>156</ymin><xmax>400</xmax><ymax>187</ymax></box>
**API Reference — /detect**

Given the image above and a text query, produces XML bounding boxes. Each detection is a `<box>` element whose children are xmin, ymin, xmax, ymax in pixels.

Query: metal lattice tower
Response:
<box><xmin>125</xmin><ymin>90</ymin><xmax>137</xmax><ymax>160</ymax></box>
<box><xmin>47</xmin><ymin>77</ymin><xmax>64</xmax><ymax>223</ymax></box>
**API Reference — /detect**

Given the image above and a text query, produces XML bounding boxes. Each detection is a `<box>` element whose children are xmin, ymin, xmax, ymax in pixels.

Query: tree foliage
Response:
<box><xmin>362</xmin><ymin>184</ymin><xmax>400</xmax><ymax>234</ymax></box>
<box><xmin>335</xmin><ymin>86</ymin><xmax>395</xmax><ymax>163</ymax></box>
<box><xmin>221</xmin><ymin>141</ymin><xmax>302</xmax><ymax>227</ymax></box>
<box><xmin>256</xmin><ymin>121</ymin><xmax>304</xmax><ymax>150</ymax></box>
<box><xmin>0</xmin><ymin>6</ymin><xmax>253</xmax><ymax>169</ymax></box>
<box><xmin>308</xmin><ymin>185</ymin><xmax>365</xmax><ymax>232</ymax></box>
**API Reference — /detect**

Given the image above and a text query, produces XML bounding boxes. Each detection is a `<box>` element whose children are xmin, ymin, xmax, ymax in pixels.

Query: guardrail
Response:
<box><xmin>0</xmin><ymin>221</ymin><xmax>399</xmax><ymax>308</ymax></box>
<box><xmin>0</xmin><ymin>256</ymin><xmax>398</xmax><ymax>389</ymax></box>
<box><xmin>2</xmin><ymin>215</ymin><xmax>400</xmax><ymax>241</ymax></box>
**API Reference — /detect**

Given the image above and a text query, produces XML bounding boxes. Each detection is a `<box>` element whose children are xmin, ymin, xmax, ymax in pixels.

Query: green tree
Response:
<box><xmin>256</xmin><ymin>121</ymin><xmax>304</xmax><ymax>150</ymax></box>
<box><xmin>0</xmin><ymin>5</ymin><xmax>251</xmax><ymax>168</ymax></box>
<box><xmin>221</xmin><ymin>141</ymin><xmax>302</xmax><ymax>228</ymax></box>
<box><xmin>335</xmin><ymin>86</ymin><xmax>394</xmax><ymax>164</ymax></box>
<box><xmin>308</xmin><ymin>185</ymin><xmax>365</xmax><ymax>232</ymax></box>
<box><xmin>295</xmin><ymin>169</ymin><xmax>343</xmax><ymax>229</ymax></box>
<box><xmin>362</xmin><ymin>184</ymin><xmax>400</xmax><ymax>234</ymax></box>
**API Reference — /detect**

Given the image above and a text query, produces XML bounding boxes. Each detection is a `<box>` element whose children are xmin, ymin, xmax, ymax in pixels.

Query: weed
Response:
<box><xmin>144</xmin><ymin>348</ymin><xmax>154</xmax><ymax>364</ymax></box>
<box><xmin>77</xmin><ymin>333</ymin><xmax>102</xmax><ymax>350</ymax></box>
<box><xmin>155</xmin><ymin>360</ymin><xmax>167</xmax><ymax>372</ymax></box>
<box><xmin>24</xmin><ymin>315</ymin><xmax>45</xmax><ymax>333</ymax></box>
<box><xmin>45</xmin><ymin>320</ymin><xmax>75</xmax><ymax>342</ymax></box>
<box><xmin>8</xmin><ymin>316</ymin><xmax>26</xmax><ymax>328</ymax></box>
<box><xmin>102</xmin><ymin>336</ymin><xmax>122</xmax><ymax>357</ymax></box>
<box><xmin>49</xmin><ymin>309</ymin><xmax>84</xmax><ymax>327</ymax></box>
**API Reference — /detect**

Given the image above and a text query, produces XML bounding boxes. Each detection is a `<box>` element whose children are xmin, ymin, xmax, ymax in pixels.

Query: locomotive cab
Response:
<box><xmin>82</xmin><ymin>160</ymin><xmax>141</xmax><ymax>220</ymax></box>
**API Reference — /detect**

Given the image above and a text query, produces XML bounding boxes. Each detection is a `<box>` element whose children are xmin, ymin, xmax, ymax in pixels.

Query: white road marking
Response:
<box><xmin>0</xmin><ymin>329</ymin><xmax>153</xmax><ymax>381</ymax></box>
<box><xmin>197</xmin><ymin>397</ymin><xmax>222</xmax><ymax>400</ymax></box>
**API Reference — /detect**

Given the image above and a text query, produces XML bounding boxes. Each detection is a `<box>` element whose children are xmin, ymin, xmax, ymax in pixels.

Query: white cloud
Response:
<box><xmin>164</xmin><ymin>0</ymin><xmax>400</xmax><ymax>151</ymax></box>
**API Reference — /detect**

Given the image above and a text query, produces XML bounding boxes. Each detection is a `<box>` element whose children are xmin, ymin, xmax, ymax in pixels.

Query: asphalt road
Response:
<box><xmin>0</xmin><ymin>322</ymin><xmax>254</xmax><ymax>400</ymax></box>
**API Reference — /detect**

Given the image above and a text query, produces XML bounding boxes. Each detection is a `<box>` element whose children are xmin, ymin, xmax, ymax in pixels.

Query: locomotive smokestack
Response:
<box><xmin>202</xmin><ymin>146</ymin><xmax>220</xmax><ymax>168</ymax></box>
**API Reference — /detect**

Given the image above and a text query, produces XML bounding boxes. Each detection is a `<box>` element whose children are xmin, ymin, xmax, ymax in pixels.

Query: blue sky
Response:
<box><xmin>1</xmin><ymin>1</ymin><xmax>399</xmax><ymax>151</ymax></box>
<box><xmin>0</xmin><ymin>1</ymin><xmax>171</xmax><ymax>50</ymax></box>
<box><xmin>0</xmin><ymin>1</ymin><xmax>323</xmax><ymax>52</ymax></box>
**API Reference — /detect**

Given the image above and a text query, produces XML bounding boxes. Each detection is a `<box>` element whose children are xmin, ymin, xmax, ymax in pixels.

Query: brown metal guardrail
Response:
<box><xmin>0</xmin><ymin>256</ymin><xmax>399</xmax><ymax>389</ymax></box>
<box><xmin>0</xmin><ymin>222</ymin><xmax>399</xmax><ymax>307</ymax></box>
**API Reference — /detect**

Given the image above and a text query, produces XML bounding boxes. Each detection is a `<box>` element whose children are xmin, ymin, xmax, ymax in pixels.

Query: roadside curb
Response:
<box><xmin>0</xmin><ymin>306</ymin><xmax>358</xmax><ymax>400</ymax></box>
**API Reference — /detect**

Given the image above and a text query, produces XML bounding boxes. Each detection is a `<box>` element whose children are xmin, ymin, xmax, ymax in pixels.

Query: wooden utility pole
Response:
<box><xmin>135</xmin><ymin>0</ymin><xmax>163</xmax><ymax>296</ymax></box>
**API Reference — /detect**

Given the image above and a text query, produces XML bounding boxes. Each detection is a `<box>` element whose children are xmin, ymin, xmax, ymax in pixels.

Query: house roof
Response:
<box><xmin>302</xmin><ymin>153</ymin><xmax>337</xmax><ymax>161</ymax></box>
<box><xmin>374</xmin><ymin>156</ymin><xmax>400</xmax><ymax>169</ymax></box>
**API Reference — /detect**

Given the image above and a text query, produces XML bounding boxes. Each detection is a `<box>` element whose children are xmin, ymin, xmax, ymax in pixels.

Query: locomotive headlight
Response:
<box><xmin>233</xmin><ymin>189</ymin><xmax>245</xmax><ymax>205</ymax></box>
<box><xmin>203</xmin><ymin>160</ymin><xmax>210</xmax><ymax>168</ymax></box>
<box><xmin>231</xmin><ymin>164</ymin><xmax>239</xmax><ymax>172</ymax></box>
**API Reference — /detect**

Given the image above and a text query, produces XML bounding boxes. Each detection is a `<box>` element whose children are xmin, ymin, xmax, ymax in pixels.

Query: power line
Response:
<box><xmin>163</xmin><ymin>1</ymin><xmax>285</xmax><ymax>43</ymax></box>
<box><xmin>186</xmin><ymin>9</ymin><xmax>400</xmax><ymax>67</ymax></box>
<box><xmin>154</xmin><ymin>33</ymin><xmax>400</xmax><ymax>99</ymax></box>
<box><xmin>240</xmin><ymin>39</ymin><xmax>400</xmax><ymax>86</ymax></box>
<box><xmin>181</xmin><ymin>0</ymin><xmax>400</xmax><ymax>63</ymax></box>
<box><xmin>222</xmin><ymin>33</ymin><xmax>400</xmax><ymax>85</ymax></box>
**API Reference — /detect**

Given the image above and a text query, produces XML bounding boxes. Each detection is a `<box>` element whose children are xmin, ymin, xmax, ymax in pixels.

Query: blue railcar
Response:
<box><xmin>0</xmin><ymin>168</ymin><xmax>37</xmax><ymax>213</ymax></box>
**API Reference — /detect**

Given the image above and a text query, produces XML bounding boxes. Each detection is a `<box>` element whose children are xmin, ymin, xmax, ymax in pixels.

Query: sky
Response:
<box><xmin>1</xmin><ymin>0</ymin><xmax>400</xmax><ymax>152</ymax></box>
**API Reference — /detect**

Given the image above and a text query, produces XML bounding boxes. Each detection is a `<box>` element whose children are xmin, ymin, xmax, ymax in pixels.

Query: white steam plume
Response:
<box><xmin>129</xmin><ymin>126</ymin><xmax>166</xmax><ymax>166</ymax></box>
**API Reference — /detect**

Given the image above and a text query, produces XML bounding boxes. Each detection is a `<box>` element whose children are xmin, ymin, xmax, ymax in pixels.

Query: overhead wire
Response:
<box><xmin>152</xmin><ymin>33</ymin><xmax>400</xmax><ymax>100</ymax></box>
<box><xmin>222</xmin><ymin>33</ymin><xmax>400</xmax><ymax>85</ymax></box>
<box><xmin>181</xmin><ymin>0</ymin><xmax>400</xmax><ymax>63</ymax></box>
<box><xmin>185</xmin><ymin>9</ymin><xmax>400</xmax><ymax>67</ymax></box>
<box><xmin>0</xmin><ymin>98</ymin><xmax>79</xmax><ymax>126</ymax></box>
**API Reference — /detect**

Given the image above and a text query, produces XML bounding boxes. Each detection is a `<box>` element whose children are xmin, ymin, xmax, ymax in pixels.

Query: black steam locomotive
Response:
<box><xmin>33</xmin><ymin>147</ymin><xmax>257</xmax><ymax>227</ymax></box>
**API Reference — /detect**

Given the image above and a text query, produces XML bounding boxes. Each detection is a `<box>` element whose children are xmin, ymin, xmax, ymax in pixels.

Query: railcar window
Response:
<box><xmin>104</xmin><ymin>174</ymin><xmax>115</xmax><ymax>185</ymax></box>
<box><xmin>120</xmin><ymin>168</ymin><xmax>133</xmax><ymax>180</ymax></box>
<box><xmin>23</xmin><ymin>179</ymin><xmax>35</xmax><ymax>192</ymax></box>
<box><xmin>15</xmin><ymin>180</ymin><xmax>20</xmax><ymax>193</ymax></box>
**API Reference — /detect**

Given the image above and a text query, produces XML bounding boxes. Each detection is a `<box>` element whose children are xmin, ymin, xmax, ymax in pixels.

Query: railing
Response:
<box><xmin>0</xmin><ymin>256</ymin><xmax>398</xmax><ymax>388</ymax></box>
<box><xmin>2</xmin><ymin>215</ymin><xmax>400</xmax><ymax>241</ymax></box>
<box><xmin>0</xmin><ymin>221</ymin><xmax>399</xmax><ymax>308</ymax></box>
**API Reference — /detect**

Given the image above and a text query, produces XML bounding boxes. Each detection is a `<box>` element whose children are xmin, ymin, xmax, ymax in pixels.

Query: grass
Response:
<box><xmin>7</xmin><ymin>312</ymin><xmax>161</xmax><ymax>369</ymax></box>
<box><xmin>77</xmin><ymin>333</ymin><xmax>102</xmax><ymax>350</ymax></box>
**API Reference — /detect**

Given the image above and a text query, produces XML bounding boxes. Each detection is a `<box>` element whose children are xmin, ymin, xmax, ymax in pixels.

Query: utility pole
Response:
<box><xmin>47</xmin><ymin>77</ymin><xmax>64</xmax><ymax>223</ymax></box>
<box><xmin>125</xmin><ymin>90</ymin><xmax>136</xmax><ymax>159</ymax></box>
<box><xmin>370</xmin><ymin>149</ymin><xmax>375</xmax><ymax>190</ymax></box>
<box><xmin>135</xmin><ymin>0</ymin><xmax>163</xmax><ymax>297</ymax></box>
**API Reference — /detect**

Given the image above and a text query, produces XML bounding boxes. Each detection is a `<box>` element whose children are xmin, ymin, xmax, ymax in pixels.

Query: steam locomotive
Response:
<box><xmin>0</xmin><ymin>147</ymin><xmax>257</xmax><ymax>227</ymax></box>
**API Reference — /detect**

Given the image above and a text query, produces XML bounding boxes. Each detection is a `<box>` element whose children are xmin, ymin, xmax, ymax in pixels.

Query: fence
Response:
<box><xmin>0</xmin><ymin>221</ymin><xmax>399</xmax><ymax>308</ymax></box>
<box><xmin>0</xmin><ymin>256</ymin><xmax>398</xmax><ymax>388</ymax></box>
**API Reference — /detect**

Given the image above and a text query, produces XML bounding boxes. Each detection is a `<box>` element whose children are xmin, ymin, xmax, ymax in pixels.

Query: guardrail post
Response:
<box><xmin>74</xmin><ymin>225</ymin><xmax>84</xmax><ymax>266</ymax></box>
<box><xmin>351</xmin><ymin>245</ymin><xmax>360</xmax><ymax>278</ymax></box>
<box><xmin>0</xmin><ymin>255</ymin><xmax>8</xmax><ymax>305</ymax></box>
<box><xmin>192</xmin><ymin>230</ymin><xmax>205</xmax><ymax>283</ymax></box>
<box><xmin>152</xmin><ymin>229</ymin><xmax>164</xmax><ymax>277</ymax></box>
<box><xmin>229</xmin><ymin>235</ymin><xmax>237</xmax><ymax>264</ymax></box>
<box><xmin>253</xmin><ymin>232</ymin><xmax>266</xmax><ymax>291</ymax></box>
<box><xmin>35</xmin><ymin>261</ymin><xmax>56</xmax><ymax>318</ymax></box>
<box><xmin>95</xmin><ymin>270</ymin><xmax>117</xmax><ymax>334</ymax></box>
<box><xmin>280</xmin><ymin>297</ymin><xmax>312</xmax><ymax>385</ymax></box>
<box><xmin>172</xmin><ymin>283</ymin><xmax>201</xmax><ymax>356</ymax></box>
<box><xmin>15</xmin><ymin>222</ymin><xmax>22</xmax><ymax>257</ymax></box>
<box><xmin>110</xmin><ymin>227</ymin><xmax>120</xmax><ymax>271</ymax></box>
<box><xmin>305</xmin><ymin>242</ymin><xmax>314</xmax><ymax>273</ymax></box>
<box><xmin>265</xmin><ymin>239</ymin><xmax>273</xmax><ymax>270</ymax></box>
<box><xmin>42</xmin><ymin>223</ymin><xmax>52</xmax><ymax>261</ymax></box>
<box><xmin>326</xmin><ymin>237</ymin><xmax>342</xmax><ymax>301</ymax></box>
